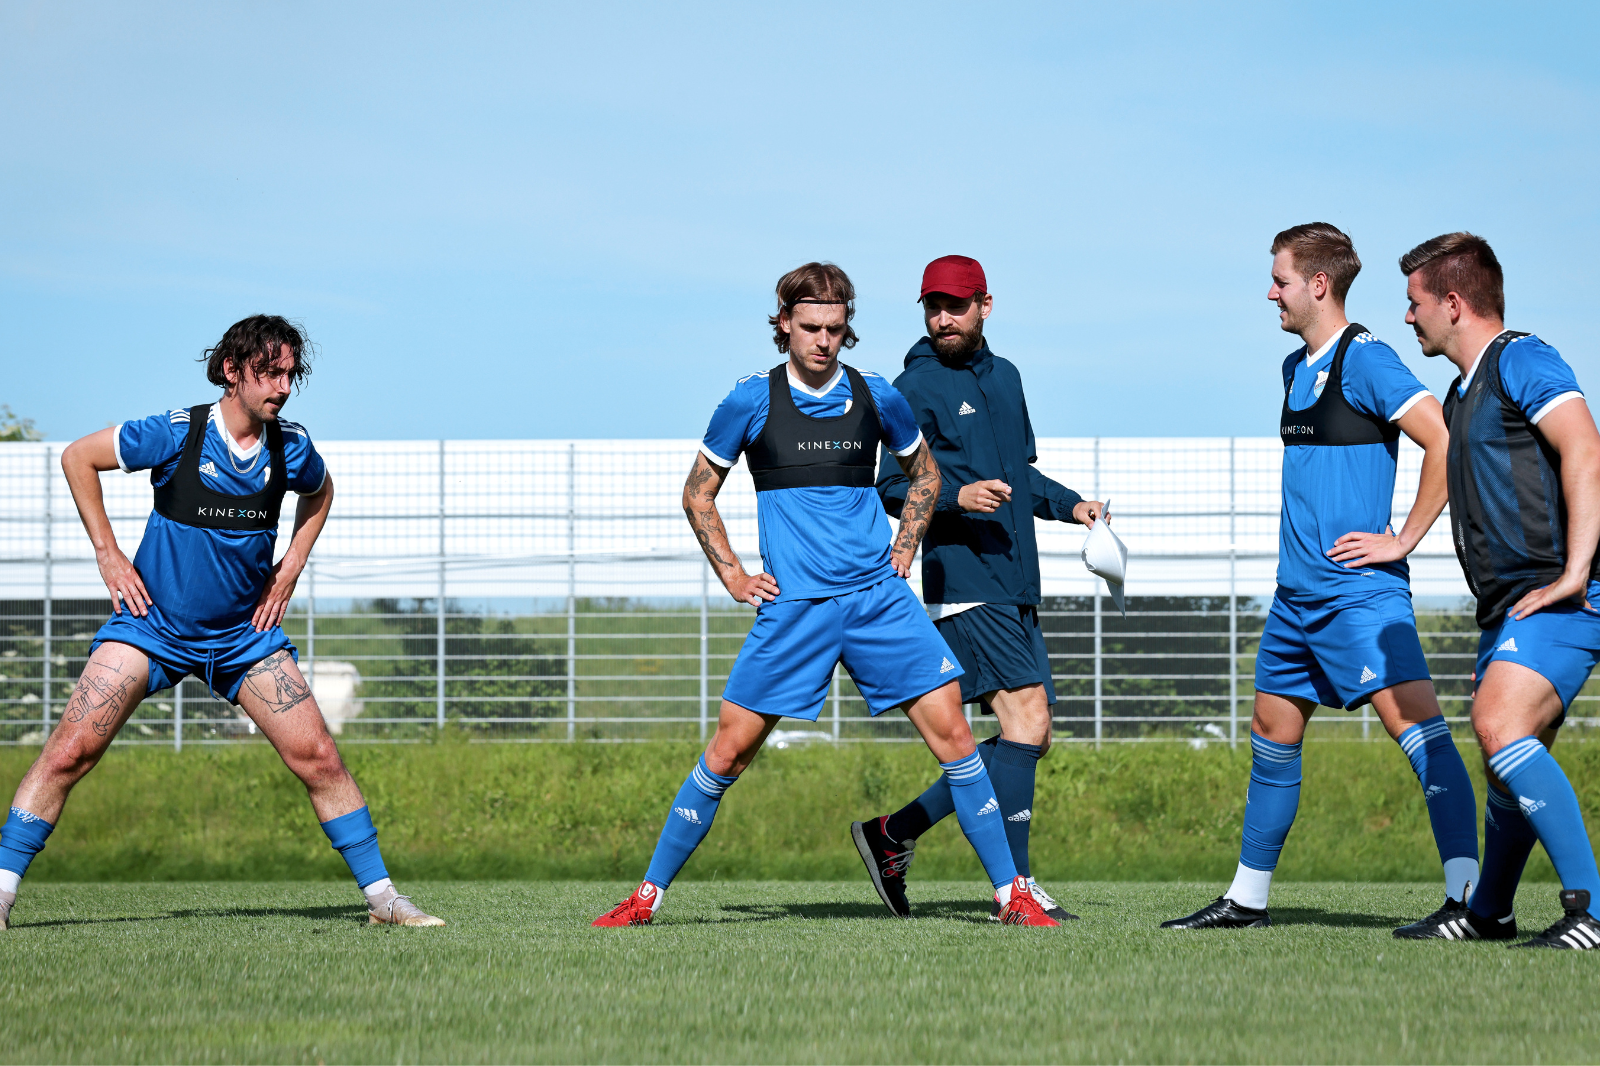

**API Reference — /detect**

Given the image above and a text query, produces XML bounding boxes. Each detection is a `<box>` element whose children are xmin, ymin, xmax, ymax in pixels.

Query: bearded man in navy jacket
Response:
<box><xmin>850</xmin><ymin>255</ymin><xmax>1101</xmax><ymax>921</ymax></box>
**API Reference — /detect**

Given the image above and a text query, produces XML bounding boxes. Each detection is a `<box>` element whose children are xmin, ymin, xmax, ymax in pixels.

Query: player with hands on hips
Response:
<box><xmin>0</xmin><ymin>316</ymin><xmax>442</xmax><ymax>931</ymax></box>
<box><xmin>1400</xmin><ymin>232</ymin><xmax>1600</xmax><ymax>949</ymax></box>
<box><xmin>593</xmin><ymin>262</ymin><xmax>1057</xmax><ymax>928</ymax></box>
<box><xmin>1163</xmin><ymin>224</ymin><xmax>1478</xmax><ymax>936</ymax></box>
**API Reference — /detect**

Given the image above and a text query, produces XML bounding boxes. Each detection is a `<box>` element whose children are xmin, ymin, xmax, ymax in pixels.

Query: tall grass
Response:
<box><xmin>5</xmin><ymin>738</ymin><xmax>1593</xmax><ymax>883</ymax></box>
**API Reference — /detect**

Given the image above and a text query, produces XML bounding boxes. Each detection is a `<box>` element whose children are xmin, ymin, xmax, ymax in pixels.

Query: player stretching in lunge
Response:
<box><xmin>0</xmin><ymin>316</ymin><xmax>442</xmax><ymax>930</ymax></box>
<box><xmin>853</xmin><ymin>255</ymin><xmax>1101</xmax><ymax>921</ymax></box>
<box><xmin>1164</xmin><ymin>224</ymin><xmax>1479</xmax><ymax>933</ymax></box>
<box><xmin>593</xmin><ymin>263</ymin><xmax>1057</xmax><ymax>927</ymax></box>
<box><xmin>1400</xmin><ymin>233</ymin><xmax>1600</xmax><ymax>948</ymax></box>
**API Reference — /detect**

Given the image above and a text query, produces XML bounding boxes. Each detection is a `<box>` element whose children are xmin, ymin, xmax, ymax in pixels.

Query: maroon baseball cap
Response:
<box><xmin>919</xmin><ymin>255</ymin><xmax>988</xmax><ymax>300</ymax></box>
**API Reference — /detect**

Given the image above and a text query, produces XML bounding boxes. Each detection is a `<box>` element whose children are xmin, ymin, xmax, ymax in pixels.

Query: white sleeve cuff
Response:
<box><xmin>699</xmin><ymin>443</ymin><xmax>735</xmax><ymax>469</ymax></box>
<box><xmin>295</xmin><ymin>468</ymin><xmax>328</xmax><ymax>497</ymax></box>
<box><xmin>1388</xmin><ymin>389</ymin><xmax>1432</xmax><ymax>423</ymax></box>
<box><xmin>891</xmin><ymin>430</ymin><xmax>924</xmax><ymax>458</ymax></box>
<box><xmin>112</xmin><ymin>424</ymin><xmax>130</xmax><ymax>473</ymax></box>
<box><xmin>1531</xmin><ymin>391</ymin><xmax>1584</xmax><ymax>425</ymax></box>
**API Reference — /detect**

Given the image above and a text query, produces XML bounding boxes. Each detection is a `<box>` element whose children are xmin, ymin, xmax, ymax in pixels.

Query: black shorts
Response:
<box><xmin>933</xmin><ymin>604</ymin><xmax>1056</xmax><ymax>710</ymax></box>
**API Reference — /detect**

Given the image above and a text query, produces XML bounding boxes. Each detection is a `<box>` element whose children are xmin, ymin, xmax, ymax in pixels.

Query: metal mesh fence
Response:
<box><xmin>2</xmin><ymin>436</ymin><xmax>1560</xmax><ymax>746</ymax></box>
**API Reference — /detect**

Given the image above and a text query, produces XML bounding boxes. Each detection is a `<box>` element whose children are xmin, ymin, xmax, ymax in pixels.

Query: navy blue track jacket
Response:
<box><xmin>877</xmin><ymin>338</ymin><xmax>1084</xmax><ymax>606</ymax></box>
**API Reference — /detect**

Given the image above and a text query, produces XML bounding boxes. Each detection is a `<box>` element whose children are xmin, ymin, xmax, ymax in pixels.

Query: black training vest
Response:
<box><xmin>152</xmin><ymin>404</ymin><xmax>288</xmax><ymax>531</ymax></box>
<box><xmin>1279</xmin><ymin>324</ymin><xmax>1401</xmax><ymax>447</ymax></box>
<box><xmin>744</xmin><ymin>364</ymin><xmax>885</xmax><ymax>491</ymax></box>
<box><xmin>1443</xmin><ymin>331</ymin><xmax>1596</xmax><ymax>628</ymax></box>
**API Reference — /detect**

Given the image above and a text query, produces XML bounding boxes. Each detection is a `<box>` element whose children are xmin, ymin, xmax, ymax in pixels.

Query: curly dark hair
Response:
<box><xmin>768</xmin><ymin>262</ymin><xmax>859</xmax><ymax>353</ymax></box>
<box><xmin>200</xmin><ymin>315</ymin><xmax>315</xmax><ymax>390</ymax></box>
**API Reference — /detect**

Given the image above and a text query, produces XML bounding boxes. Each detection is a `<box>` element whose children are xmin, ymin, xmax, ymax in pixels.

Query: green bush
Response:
<box><xmin>5</xmin><ymin>739</ymin><xmax>1593</xmax><ymax>883</ymax></box>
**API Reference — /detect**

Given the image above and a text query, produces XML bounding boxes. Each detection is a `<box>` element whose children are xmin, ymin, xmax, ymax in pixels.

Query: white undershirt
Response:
<box><xmin>1457</xmin><ymin>331</ymin><xmax>1583</xmax><ymax>425</ymax></box>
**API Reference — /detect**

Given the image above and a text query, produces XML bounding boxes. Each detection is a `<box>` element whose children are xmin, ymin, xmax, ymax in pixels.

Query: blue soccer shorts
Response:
<box><xmin>1254</xmin><ymin>587</ymin><xmax>1431</xmax><ymax>710</ymax></box>
<box><xmin>722</xmin><ymin>577</ymin><xmax>964</xmax><ymax>720</ymax></box>
<box><xmin>1474</xmin><ymin>579</ymin><xmax>1600</xmax><ymax>715</ymax></box>
<box><xmin>935</xmin><ymin>603</ymin><xmax>1057</xmax><ymax>708</ymax></box>
<box><xmin>92</xmin><ymin>609</ymin><xmax>297</xmax><ymax>704</ymax></box>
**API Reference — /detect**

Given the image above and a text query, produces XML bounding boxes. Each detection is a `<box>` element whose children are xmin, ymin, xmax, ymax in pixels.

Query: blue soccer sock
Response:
<box><xmin>884</xmin><ymin>735</ymin><xmax>998</xmax><ymax>844</ymax></box>
<box><xmin>1394</xmin><ymin>716</ymin><xmax>1480</xmax><ymax>899</ymax></box>
<box><xmin>320</xmin><ymin>806</ymin><xmax>390</xmax><ymax>893</ymax></box>
<box><xmin>642</xmin><ymin>755</ymin><xmax>738</xmax><ymax>891</ymax></box>
<box><xmin>1226</xmin><ymin>733</ymin><xmax>1302</xmax><ymax>909</ymax></box>
<box><xmin>1487</xmin><ymin>737</ymin><xmax>1600</xmax><ymax>902</ymax></box>
<box><xmin>942</xmin><ymin>750</ymin><xmax>1017</xmax><ymax>890</ymax></box>
<box><xmin>1471</xmin><ymin>784</ymin><xmax>1539</xmax><ymax>919</ymax></box>
<box><xmin>0</xmin><ymin>806</ymin><xmax>55</xmax><ymax>893</ymax></box>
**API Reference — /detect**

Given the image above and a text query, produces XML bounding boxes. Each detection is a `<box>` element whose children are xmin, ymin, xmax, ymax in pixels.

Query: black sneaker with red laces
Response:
<box><xmin>851</xmin><ymin>816</ymin><xmax>916</xmax><ymax>918</ymax></box>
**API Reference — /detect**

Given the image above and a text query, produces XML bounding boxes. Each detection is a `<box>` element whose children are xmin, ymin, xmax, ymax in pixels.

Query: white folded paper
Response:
<box><xmin>1081</xmin><ymin>498</ymin><xmax>1128</xmax><ymax>616</ymax></box>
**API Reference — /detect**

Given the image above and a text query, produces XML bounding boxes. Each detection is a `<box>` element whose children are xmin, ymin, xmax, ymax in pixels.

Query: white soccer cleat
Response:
<box><xmin>368</xmin><ymin>888</ymin><xmax>446</xmax><ymax>927</ymax></box>
<box><xmin>0</xmin><ymin>889</ymin><xmax>13</xmax><ymax>931</ymax></box>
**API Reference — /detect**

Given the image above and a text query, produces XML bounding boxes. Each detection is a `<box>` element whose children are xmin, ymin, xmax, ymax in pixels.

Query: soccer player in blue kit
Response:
<box><xmin>593</xmin><ymin>262</ymin><xmax>1057</xmax><ymax>927</ymax></box>
<box><xmin>0</xmin><ymin>316</ymin><xmax>443</xmax><ymax>930</ymax></box>
<box><xmin>1164</xmin><ymin>224</ymin><xmax>1481</xmax><ymax>933</ymax></box>
<box><xmin>1400</xmin><ymin>233</ymin><xmax>1600</xmax><ymax>948</ymax></box>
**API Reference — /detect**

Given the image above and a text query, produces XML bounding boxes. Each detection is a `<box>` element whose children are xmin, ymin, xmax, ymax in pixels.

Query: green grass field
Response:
<box><xmin>1</xmin><ymin>879</ymin><xmax>1595</xmax><ymax>1064</ymax></box>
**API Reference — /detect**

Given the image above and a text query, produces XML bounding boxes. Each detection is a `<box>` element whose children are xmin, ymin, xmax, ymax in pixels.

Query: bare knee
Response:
<box><xmin>285</xmin><ymin>735</ymin><xmax>348</xmax><ymax>788</ymax></box>
<box><xmin>39</xmin><ymin>736</ymin><xmax>102</xmax><ymax>784</ymax></box>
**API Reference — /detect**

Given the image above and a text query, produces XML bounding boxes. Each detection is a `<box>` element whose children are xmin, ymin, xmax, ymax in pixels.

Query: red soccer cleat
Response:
<box><xmin>996</xmin><ymin>875</ymin><xmax>1061</xmax><ymax>927</ymax></box>
<box><xmin>592</xmin><ymin>881</ymin><xmax>662</xmax><ymax>927</ymax></box>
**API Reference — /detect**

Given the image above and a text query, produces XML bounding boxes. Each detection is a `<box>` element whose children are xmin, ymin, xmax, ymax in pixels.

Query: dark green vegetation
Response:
<box><xmin>7</xmin><ymin>740</ymin><xmax>1595</xmax><ymax>884</ymax></box>
<box><xmin>3</xmin><ymin>880</ymin><xmax>1597</xmax><ymax>1064</ymax></box>
<box><xmin>8</xmin><ymin>593</ymin><xmax>1543</xmax><ymax>745</ymax></box>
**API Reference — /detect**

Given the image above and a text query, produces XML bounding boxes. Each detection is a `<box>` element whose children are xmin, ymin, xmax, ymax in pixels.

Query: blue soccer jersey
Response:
<box><xmin>701</xmin><ymin>365</ymin><xmax>923</xmax><ymax>601</ymax></box>
<box><xmin>1456</xmin><ymin>333</ymin><xmax>1582</xmax><ymax>416</ymax></box>
<box><xmin>1277</xmin><ymin>331</ymin><xmax>1432</xmax><ymax>599</ymax></box>
<box><xmin>115</xmin><ymin>406</ymin><xmax>327</xmax><ymax>634</ymax></box>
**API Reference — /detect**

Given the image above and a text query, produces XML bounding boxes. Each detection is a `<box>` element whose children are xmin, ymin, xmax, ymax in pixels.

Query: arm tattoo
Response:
<box><xmin>683</xmin><ymin>454</ymin><xmax>737</xmax><ymax>571</ymax></box>
<box><xmin>240</xmin><ymin>649</ymin><xmax>312</xmax><ymax>714</ymax></box>
<box><xmin>892</xmin><ymin>442</ymin><xmax>941</xmax><ymax>558</ymax></box>
<box><xmin>62</xmin><ymin>661</ymin><xmax>141</xmax><ymax>737</ymax></box>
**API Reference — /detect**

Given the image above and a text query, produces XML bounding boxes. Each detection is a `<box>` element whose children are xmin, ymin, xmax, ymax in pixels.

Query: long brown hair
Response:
<box><xmin>200</xmin><ymin>315</ymin><xmax>315</xmax><ymax>389</ymax></box>
<box><xmin>769</xmin><ymin>262</ymin><xmax>860</xmax><ymax>353</ymax></box>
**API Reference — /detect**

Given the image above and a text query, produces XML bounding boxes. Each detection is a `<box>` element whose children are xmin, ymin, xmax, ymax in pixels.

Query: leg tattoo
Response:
<box><xmin>241</xmin><ymin>650</ymin><xmax>311</xmax><ymax>714</ymax></box>
<box><xmin>61</xmin><ymin>662</ymin><xmax>142</xmax><ymax>737</ymax></box>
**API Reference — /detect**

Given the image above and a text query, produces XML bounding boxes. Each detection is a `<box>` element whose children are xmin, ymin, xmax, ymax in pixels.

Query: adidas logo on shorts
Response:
<box><xmin>1498</xmin><ymin>637</ymin><xmax>1519</xmax><ymax>653</ymax></box>
<box><xmin>1007</xmin><ymin>809</ymin><xmax>1032</xmax><ymax>822</ymax></box>
<box><xmin>976</xmin><ymin>797</ymin><xmax>1000</xmax><ymax>816</ymax></box>
<box><xmin>1359</xmin><ymin>666</ymin><xmax>1377</xmax><ymax>683</ymax></box>
<box><xmin>939</xmin><ymin>657</ymin><xmax>956</xmax><ymax>673</ymax></box>
<box><xmin>674</xmin><ymin>806</ymin><xmax>701</xmax><ymax>824</ymax></box>
<box><xmin>958</xmin><ymin>402</ymin><xmax>976</xmax><ymax>415</ymax></box>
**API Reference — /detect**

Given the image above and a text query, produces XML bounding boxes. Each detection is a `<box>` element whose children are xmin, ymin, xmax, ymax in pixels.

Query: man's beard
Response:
<box><xmin>929</xmin><ymin>319</ymin><xmax>984</xmax><ymax>360</ymax></box>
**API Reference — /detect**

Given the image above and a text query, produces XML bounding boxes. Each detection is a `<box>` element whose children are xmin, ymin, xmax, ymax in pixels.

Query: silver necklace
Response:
<box><xmin>220</xmin><ymin>421</ymin><xmax>263</xmax><ymax>474</ymax></box>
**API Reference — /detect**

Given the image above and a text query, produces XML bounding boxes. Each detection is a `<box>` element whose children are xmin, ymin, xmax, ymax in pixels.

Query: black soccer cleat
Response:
<box><xmin>1392</xmin><ymin>896</ymin><xmax>1517</xmax><ymax>940</ymax></box>
<box><xmin>851</xmin><ymin>816</ymin><xmax>915</xmax><ymax>918</ymax></box>
<box><xmin>1514</xmin><ymin>889</ymin><xmax>1600</xmax><ymax>950</ymax></box>
<box><xmin>1160</xmin><ymin>896</ymin><xmax>1270</xmax><ymax>929</ymax></box>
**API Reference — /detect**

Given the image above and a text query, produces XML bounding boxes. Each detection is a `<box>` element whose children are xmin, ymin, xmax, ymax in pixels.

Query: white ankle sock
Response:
<box><xmin>362</xmin><ymin>877</ymin><xmax>394</xmax><ymax>902</ymax></box>
<box><xmin>1443</xmin><ymin>857</ymin><xmax>1479</xmax><ymax>903</ymax></box>
<box><xmin>0</xmin><ymin>870</ymin><xmax>20</xmax><ymax>894</ymax></box>
<box><xmin>1225</xmin><ymin>863</ymin><xmax>1273</xmax><ymax>910</ymax></box>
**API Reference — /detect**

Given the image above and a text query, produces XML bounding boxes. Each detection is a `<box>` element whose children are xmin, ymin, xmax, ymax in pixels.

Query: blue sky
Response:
<box><xmin>3</xmin><ymin>1</ymin><xmax>1597</xmax><ymax>441</ymax></box>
